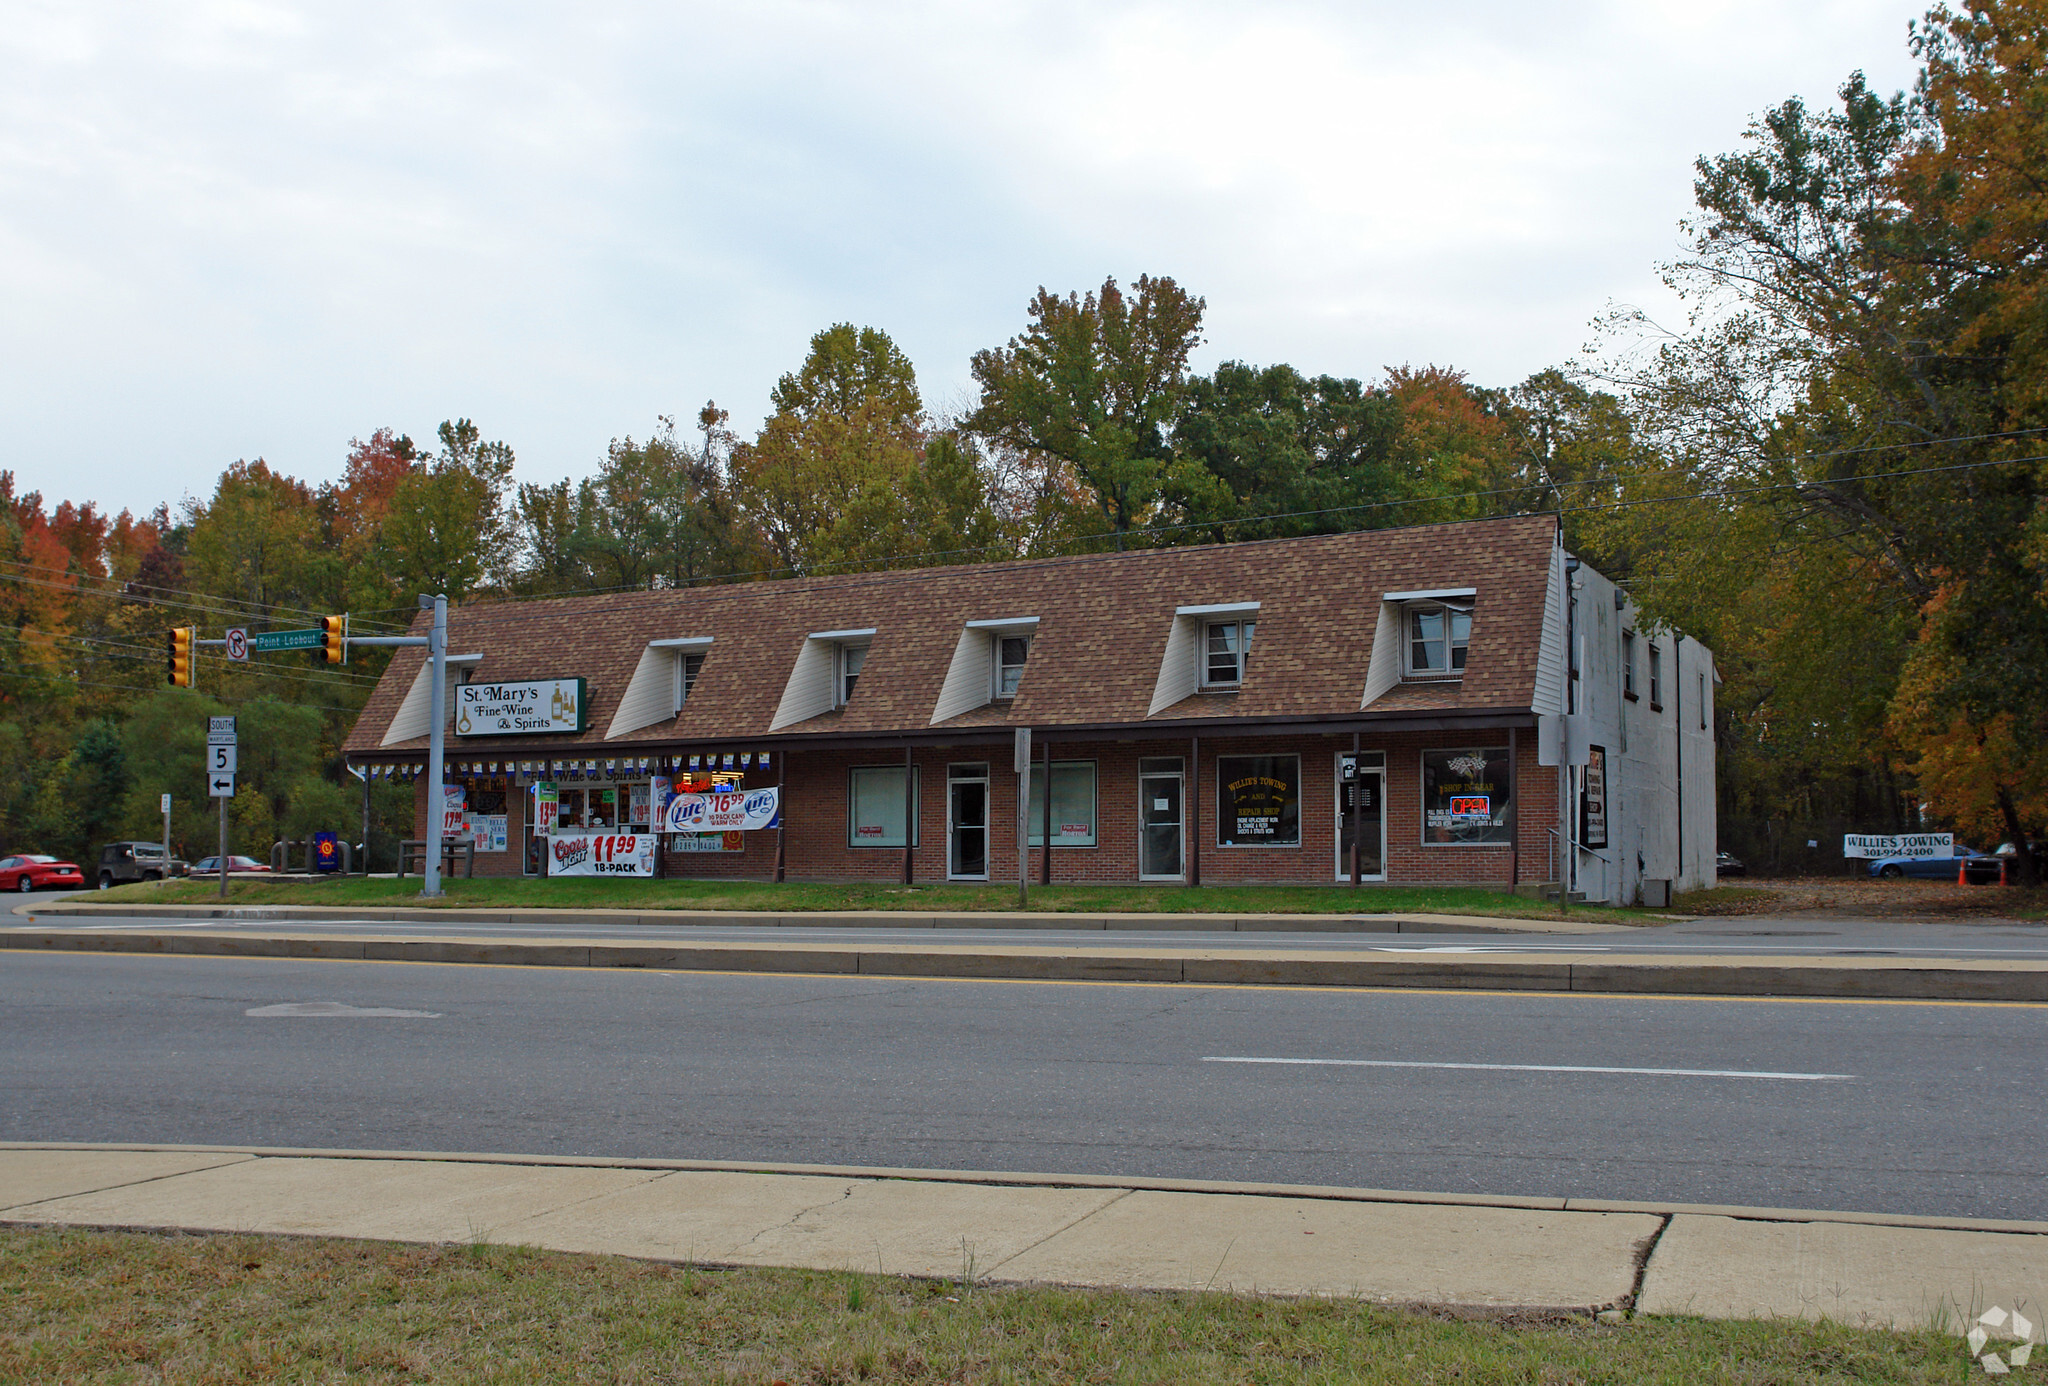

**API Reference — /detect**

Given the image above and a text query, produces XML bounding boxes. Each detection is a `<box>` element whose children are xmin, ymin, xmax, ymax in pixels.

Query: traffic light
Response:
<box><xmin>317</xmin><ymin>614</ymin><xmax>347</xmax><ymax>665</ymax></box>
<box><xmin>166</xmin><ymin>627</ymin><xmax>194</xmax><ymax>688</ymax></box>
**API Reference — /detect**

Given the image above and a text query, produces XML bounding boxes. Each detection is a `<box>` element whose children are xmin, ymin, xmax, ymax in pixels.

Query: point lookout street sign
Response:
<box><xmin>455</xmin><ymin>679</ymin><xmax>587</xmax><ymax>737</ymax></box>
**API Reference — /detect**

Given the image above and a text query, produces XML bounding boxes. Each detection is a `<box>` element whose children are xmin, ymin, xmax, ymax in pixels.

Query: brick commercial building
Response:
<box><xmin>341</xmin><ymin>514</ymin><xmax>1719</xmax><ymax>902</ymax></box>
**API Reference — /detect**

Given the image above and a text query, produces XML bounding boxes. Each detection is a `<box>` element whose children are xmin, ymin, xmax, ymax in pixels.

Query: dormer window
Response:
<box><xmin>994</xmin><ymin>636</ymin><xmax>1029</xmax><ymax>698</ymax></box>
<box><xmin>1406</xmin><ymin>603</ymin><xmax>1470</xmax><ymax>677</ymax></box>
<box><xmin>837</xmin><ymin>643</ymin><xmax>868</xmax><ymax>706</ymax></box>
<box><xmin>674</xmin><ymin>651</ymin><xmax>705</xmax><ymax>712</ymax></box>
<box><xmin>1203</xmin><ymin>619</ymin><xmax>1255</xmax><ymax>687</ymax></box>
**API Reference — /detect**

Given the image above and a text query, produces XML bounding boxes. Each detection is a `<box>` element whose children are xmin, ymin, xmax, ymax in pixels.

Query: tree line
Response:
<box><xmin>1</xmin><ymin>0</ymin><xmax>2039</xmax><ymax>880</ymax></box>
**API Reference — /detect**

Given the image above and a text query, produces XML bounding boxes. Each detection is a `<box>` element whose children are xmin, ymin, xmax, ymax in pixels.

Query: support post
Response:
<box><xmin>774</xmin><ymin>751</ymin><xmax>787</xmax><ymax>883</ymax></box>
<box><xmin>1188</xmin><ymin>734</ymin><xmax>1200</xmax><ymax>888</ymax></box>
<box><xmin>902</xmin><ymin>744</ymin><xmax>914</xmax><ymax>885</ymax></box>
<box><xmin>359</xmin><ymin>760</ymin><xmax>371</xmax><ymax>874</ymax></box>
<box><xmin>1014</xmin><ymin>727</ymin><xmax>1031</xmax><ymax>909</ymax></box>
<box><xmin>161</xmin><ymin>795</ymin><xmax>171</xmax><ymax>884</ymax></box>
<box><xmin>1041</xmin><ymin>738</ymin><xmax>1052</xmax><ymax>886</ymax></box>
<box><xmin>1349</xmin><ymin>732</ymin><xmax>1361</xmax><ymax>887</ymax></box>
<box><xmin>423</xmin><ymin>594</ymin><xmax>448</xmax><ymax>899</ymax></box>
<box><xmin>1507</xmin><ymin>725</ymin><xmax>1520</xmax><ymax>890</ymax></box>
<box><xmin>217</xmin><ymin>792</ymin><xmax>229</xmax><ymax>900</ymax></box>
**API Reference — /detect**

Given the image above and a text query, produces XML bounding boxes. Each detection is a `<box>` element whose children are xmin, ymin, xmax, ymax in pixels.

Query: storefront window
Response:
<box><xmin>1027</xmin><ymin>761</ymin><xmax>1097</xmax><ymax>847</ymax></box>
<box><xmin>1421</xmin><ymin>747</ymin><xmax>1512</xmax><ymax>845</ymax></box>
<box><xmin>849</xmin><ymin>766</ymin><xmax>920</xmax><ymax>848</ymax></box>
<box><xmin>1216</xmin><ymin>754</ymin><xmax>1301</xmax><ymax>847</ymax></box>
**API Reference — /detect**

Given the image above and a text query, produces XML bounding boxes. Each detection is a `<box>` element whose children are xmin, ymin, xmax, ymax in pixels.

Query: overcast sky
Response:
<box><xmin>3</xmin><ymin>0</ymin><xmax>1925</xmax><ymax>517</ymax></box>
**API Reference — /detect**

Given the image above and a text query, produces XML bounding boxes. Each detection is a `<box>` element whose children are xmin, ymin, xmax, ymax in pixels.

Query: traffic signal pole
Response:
<box><xmin>170</xmin><ymin>599</ymin><xmax>449</xmax><ymax>898</ymax></box>
<box><xmin>350</xmin><ymin>594</ymin><xmax>448</xmax><ymax>899</ymax></box>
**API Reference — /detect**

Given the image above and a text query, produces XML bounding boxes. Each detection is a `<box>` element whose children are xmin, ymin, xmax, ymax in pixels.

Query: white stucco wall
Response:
<box><xmin>1542</xmin><ymin>556</ymin><xmax>1717</xmax><ymax>903</ymax></box>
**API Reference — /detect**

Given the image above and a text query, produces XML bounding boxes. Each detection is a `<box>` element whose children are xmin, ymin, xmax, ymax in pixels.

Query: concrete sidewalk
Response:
<box><xmin>22</xmin><ymin>899</ymin><xmax>1635</xmax><ymax>934</ymax></box>
<box><xmin>9</xmin><ymin>924</ymin><xmax>2048</xmax><ymax>1000</ymax></box>
<box><xmin>4</xmin><ymin>1142</ymin><xmax>2044</xmax><ymax>1325</ymax></box>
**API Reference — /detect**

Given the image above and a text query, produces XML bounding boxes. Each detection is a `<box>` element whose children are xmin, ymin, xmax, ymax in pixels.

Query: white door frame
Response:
<box><xmin>1333</xmin><ymin>752</ymin><xmax>1387</xmax><ymax>882</ymax></box>
<box><xmin>1138</xmin><ymin>766</ymin><xmax>1186</xmax><ymax>881</ymax></box>
<box><xmin>946</xmin><ymin>764</ymin><xmax>990</xmax><ymax>880</ymax></box>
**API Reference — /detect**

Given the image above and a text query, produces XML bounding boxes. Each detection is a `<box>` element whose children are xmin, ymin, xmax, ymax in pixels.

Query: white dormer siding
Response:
<box><xmin>379</xmin><ymin>653</ymin><xmax>485</xmax><ymax>745</ymax></box>
<box><xmin>931</xmin><ymin>617</ymin><xmax>1039</xmax><ymax>724</ymax></box>
<box><xmin>1535</xmin><ymin>541</ymin><xmax>1568</xmax><ymax>764</ymax></box>
<box><xmin>1148</xmin><ymin>602</ymin><xmax>1260</xmax><ymax>715</ymax></box>
<box><xmin>771</xmin><ymin>628</ymin><xmax>876</xmax><ymax>730</ymax></box>
<box><xmin>606</xmin><ymin>637</ymin><xmax>713</xmax><ymax>740</ymax></box>
<box><xmin>1359</xmin><ymin>603</ymin><xmax>1403</xmax><ymax>709</ymax></box>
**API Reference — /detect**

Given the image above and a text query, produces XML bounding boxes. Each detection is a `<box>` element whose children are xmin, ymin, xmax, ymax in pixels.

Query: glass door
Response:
<box><xmin>1138</xmin><ymin>758</ymin><xmax>1184</xmax><ymax>880</ymax></box>
<box><xmin>948</xmin><ymin>764</ymin><xmax>989</xmax><ymax>880</ymax></box>
<box><xmin>1335</xmin><ymin>753</ymin><xmax>1385</xmax><ymax>880</ymax></box>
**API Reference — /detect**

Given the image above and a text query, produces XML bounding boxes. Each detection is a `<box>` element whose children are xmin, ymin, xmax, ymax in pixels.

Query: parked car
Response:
<box><xmin>96</xmin><ymin>841</ymin><xmax>188</xmax><ymax>889</ymax></box>
<box><xmin>0</xmin><ymin>854</ymin><xmax>86</xmax><ymax>892</ymax></box>
<box><xmin>189</xmin><ymin>855</ymin><xmax>273</xmax><ymax>875</ymax></box>
<box><xmin>1868</xmin><ymin>844</ymin><xmax>1986</xmax><ymax>879</ymax></box>
<box><xmin>1715</xmin><ymin>851</ymin><xmax>1745</xmax><ymax>878</ymax></box>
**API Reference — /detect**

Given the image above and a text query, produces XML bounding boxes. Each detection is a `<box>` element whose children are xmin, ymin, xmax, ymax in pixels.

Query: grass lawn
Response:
<box><xmin>0</xmin><ymin>1228</ymin><xmax>1976</xmax><ymax>1385</ymax></box>
<box><xmin>90</xmin><ymin>874</ymin><xmax>1674</xmax><ymax>922</ymax></box>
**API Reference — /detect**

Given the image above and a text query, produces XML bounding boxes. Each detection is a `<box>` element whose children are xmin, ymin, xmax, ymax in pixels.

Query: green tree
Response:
<box><xmin>1162</xmin><ymin>362</ymin><xmax>1405</xmax><ymax>541</ymax></box>
<box><xmin>969</xmin><ymin>275</ymin><xmax>1206</xmax><ymax>548</ymax></box>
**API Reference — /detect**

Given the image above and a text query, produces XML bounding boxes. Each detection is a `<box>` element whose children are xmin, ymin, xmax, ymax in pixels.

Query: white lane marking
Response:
<box><xmin>1202</xmin><ymin>1056</ymin><xmax>1853</xmax><ymax>1081</ymax></box>
<box><xmin>245</xmin><ymin>1001</ymin><xmax>441</xmax><ymax>1018</ymax></box>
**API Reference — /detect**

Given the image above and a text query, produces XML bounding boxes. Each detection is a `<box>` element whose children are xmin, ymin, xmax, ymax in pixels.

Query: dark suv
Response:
<box><xmin>97</xmin><ymin>842</ymin><xmax>188</xmax><ymax>889</ymax></box>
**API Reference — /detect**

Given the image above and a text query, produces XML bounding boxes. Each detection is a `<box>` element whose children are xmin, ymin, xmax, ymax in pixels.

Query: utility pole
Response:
<box><xmin>1015</xmin><ymin>728</ymin><xmax>1031</xmax><ymax>909</ymax></box>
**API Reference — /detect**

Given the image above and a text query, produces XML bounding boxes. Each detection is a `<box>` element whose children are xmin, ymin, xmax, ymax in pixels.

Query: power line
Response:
<box><xmin>0</xmin><ymin>556</ymin><xmax>409</xmax><ymax>631</ymax></box>
<box><xmin>34</xmin><ymin>637</ymin><xmax>386</xmax><ymax>694</ymax></box>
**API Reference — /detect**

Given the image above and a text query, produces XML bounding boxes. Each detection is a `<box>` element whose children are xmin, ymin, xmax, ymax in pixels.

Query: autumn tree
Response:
<box><xmin>727</xmin><ymin>325</ymin><xmax>932</xmax><ymax>573</ymax></box>
<box><xmin>378</xmin><ymin>419</ymin><xmax>518</xmax><ymax>602</ymax></box>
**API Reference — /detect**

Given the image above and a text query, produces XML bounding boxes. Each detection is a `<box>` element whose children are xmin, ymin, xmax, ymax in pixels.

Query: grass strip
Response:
<box><xmin>90</xmin><ymin>875</ymin><xmax>1676</xmax><ymax>922</ymax></box>
<box><xmin>0</xmin><ymin>1228</ymin><xmax>1975</xmax><ymax>1384</ymax></box>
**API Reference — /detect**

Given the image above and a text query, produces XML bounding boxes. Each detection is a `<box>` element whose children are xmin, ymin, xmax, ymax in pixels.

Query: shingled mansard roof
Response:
<box><xmin>342</xmin><ymin>513</ymin><xmax>1561</xmax><ymax>759</ymax></box>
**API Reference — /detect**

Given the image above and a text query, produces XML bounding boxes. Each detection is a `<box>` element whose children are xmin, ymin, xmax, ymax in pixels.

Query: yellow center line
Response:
<box><xmin>4</xmin><ymin>945</ymin><xmax>2044</xmax><ymax>1009</ymax></box>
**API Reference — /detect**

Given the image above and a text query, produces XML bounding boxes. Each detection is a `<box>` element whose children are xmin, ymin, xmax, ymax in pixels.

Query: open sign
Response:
<box><xmin>1449</xmin><ymin>795</ymin><xmax>1491</xmax><ymax>819</ymax></box>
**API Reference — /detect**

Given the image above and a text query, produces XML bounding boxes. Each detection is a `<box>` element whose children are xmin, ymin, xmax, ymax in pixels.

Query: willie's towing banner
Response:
<box><xmin>662</xmin><ymin>786</ymin><xmax>781</xmax><ymax>833</ymax></box>
<box><xmin>1843</xmin><ymin>833</ymin><xmax>1953</xmax><ymax>859</ymax></box>
<box><xmin>548</xmin><ymin>832</ymin><xmax>657</xmax><ymax>877</ymax></box>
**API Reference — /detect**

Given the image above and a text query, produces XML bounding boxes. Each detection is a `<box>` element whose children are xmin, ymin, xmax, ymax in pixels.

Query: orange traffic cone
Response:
<box><xmin>1959</xmin><ymin>858</ymin><xmax>1968</xmax><ymax>885</ymax></box>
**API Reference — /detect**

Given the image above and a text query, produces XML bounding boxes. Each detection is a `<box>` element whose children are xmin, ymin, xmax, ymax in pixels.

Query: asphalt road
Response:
<box><xmin>3</xmin><ymin>950</ymin><xmax>2042</xmax><ymax>1221</ymax></box>
<box><xmin>12</xmin><ymin>907</ymin><xmax>2048</xmax><ymax>959</ymax></box>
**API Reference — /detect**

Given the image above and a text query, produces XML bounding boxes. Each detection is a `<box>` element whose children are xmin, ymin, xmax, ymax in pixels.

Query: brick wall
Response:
<box><xmin>408</xmin><ymin>728</ymin><xmax>1559</xmax><ymax>887</ymax></box>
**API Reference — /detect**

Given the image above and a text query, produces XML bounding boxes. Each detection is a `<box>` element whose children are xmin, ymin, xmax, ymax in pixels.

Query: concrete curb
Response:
<box><xmin>5</xmin><ymin>1141</ymin><xmax>2043</xmax><ymax>1237</ymax></box>
<box><xmin>17</xmin><ymin>900</ymin><xmax>1637</xmax><ymax>934</ymax></box>
<box><xmin>8</xmin><ymin>927</ymin><xmax>2048</xmax><ymax>1000</ymax></box>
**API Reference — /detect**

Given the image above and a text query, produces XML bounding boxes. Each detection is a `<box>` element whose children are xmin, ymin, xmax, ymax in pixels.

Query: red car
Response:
<box><xmin>0</xmin><ymin>854</ymin><xmax>86</xmax><ymax>892</ymax></box>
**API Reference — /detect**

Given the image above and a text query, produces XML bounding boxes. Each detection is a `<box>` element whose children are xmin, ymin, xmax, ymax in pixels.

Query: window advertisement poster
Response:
<box><xmin>1027</xmin><ymin>761</ymin><xmax>1098</xmax><ymax>846</ymax></box>
<box><xmin>531</xmin><ymin>782</ymin><xmax>558</xmax><ymax>836</ymax></box>
<box><xmin>1422</xmin><ymin>748</ymin><xmax>1512</xmax><ymax>845</ymax></box>
<box><xmin>548</xmin><ymin>832</ymin><xmax>657</xmax><ymax>876</ymax></box>
<box><xmin>440</xmin><ymin>784</ymin><xmax>466</xmax><ymax>839</ymax></box>
<box><xmin>662</xmin><ymin>785</ymin><xmax>781</xmax><ymax>833</ymax></box>
<box><xmin>1580</xmin><ymin>745</ymin><xmax>1608</xmax><ymax>849</ymax></box>
<box><xmin>1217</xmin><ymin>755</ymin><xmax>1301</xmax><ymax>846</ymax></box>
<box><xmin>669</xmin><ymin>831</ymin><xmax>745</xmax><ymax>853</ymax></box>
<box><xmin>628</xmin><ymin>782</ymin><xmax>652</xmax><ymax>828</ymax></box>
